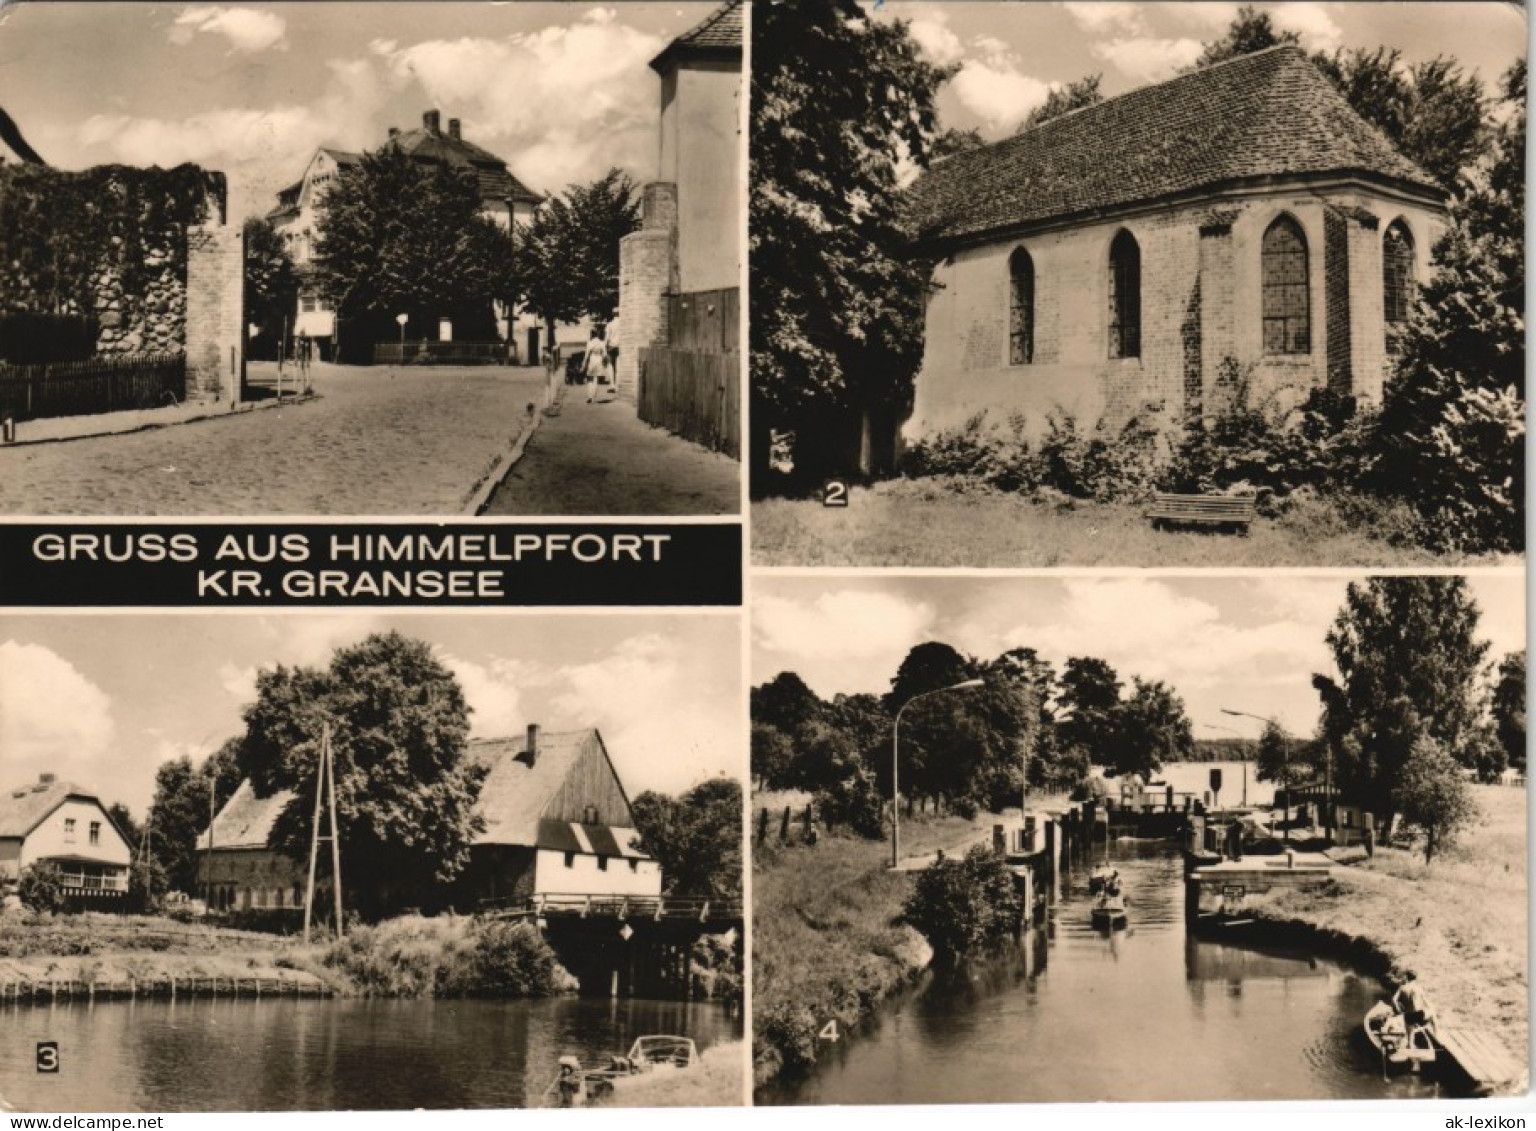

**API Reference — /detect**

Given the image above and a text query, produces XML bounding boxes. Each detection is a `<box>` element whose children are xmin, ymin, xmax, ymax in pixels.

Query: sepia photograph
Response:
<box><xmin>750</xmin><ymin>1</ymin><xmax>1524</xmax><ymax>566</ymax></box>
<box><xmin>0</xmin><ymin>612</ymin><xmax>745</xmax><ymax>1110</ymax></box>
<box><xmin>750</xmin><ymin>572</ymin><xmax>1526</xmax><ymax>1103</ymax></box>
<box><xmin>0</xmin><ymin>1</ymin><xmax>742</xmax><ymax>517</ymax></box>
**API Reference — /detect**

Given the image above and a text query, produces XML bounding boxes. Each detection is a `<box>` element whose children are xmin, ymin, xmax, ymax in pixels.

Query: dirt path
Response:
<box><xmin>484</xmin><ymin>393</ymin><xmax>739</xmax><ymax>516</ymax></box>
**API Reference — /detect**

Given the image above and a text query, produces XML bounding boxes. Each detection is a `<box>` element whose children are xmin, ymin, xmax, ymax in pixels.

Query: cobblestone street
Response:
<box><xmin>0</xmin><ymin>365</ymin><xmax>546</xmax><ymax>515</ymax></box>
<box><xmin>485</xmin><ymin>389</ymin><xmax>740</xmax><ymax>516</ymax></box>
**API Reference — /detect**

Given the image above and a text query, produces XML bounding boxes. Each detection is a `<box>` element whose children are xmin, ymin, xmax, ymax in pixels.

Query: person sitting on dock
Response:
<box><xmin>1392</xmin><ymin>970</ymin><xmax>1436</xmax><ymax>1035</ymax></box>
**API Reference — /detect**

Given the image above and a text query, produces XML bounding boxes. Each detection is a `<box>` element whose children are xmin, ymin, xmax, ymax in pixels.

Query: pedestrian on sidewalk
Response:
<box><xmin>582</xmin><ymin>328</ymin><xmax>608</xmax><ymax>403</ymax></box>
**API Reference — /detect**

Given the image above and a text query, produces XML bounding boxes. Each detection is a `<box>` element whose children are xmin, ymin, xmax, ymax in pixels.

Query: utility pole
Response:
<box><xmin>204</xmin><ymin>774</ymin><xmax>216</xmax><ymax>908</ymax></box>
<box><xmin>303</xmin><ymin>722</ymin><xmax>345</xmax><ymax>943</ymax></box>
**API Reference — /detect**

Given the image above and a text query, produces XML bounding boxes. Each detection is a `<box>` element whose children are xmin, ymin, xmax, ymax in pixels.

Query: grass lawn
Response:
<box><xmin>1257</xmin><ymin>785</ymin><xmax>1529</xmax><ymax>1083</ymax></box>
<box><xmin>752</xmin><ymin>807</ymin><xmax>1003</xmax><ymax>1086</ymax></box>
<box><xmin>752</xmin><ymin>482</ymin><xmax>1515</xmax><ymax>567</ymax></box>
<box><xmin>600</xmin><ymin>1040</ymin><xmax>745</xmax><ymax>1107</ymax></box>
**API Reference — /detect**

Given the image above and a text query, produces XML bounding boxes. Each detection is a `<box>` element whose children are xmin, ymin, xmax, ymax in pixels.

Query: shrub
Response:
<box><xmin>814</xmin><ymin>762</ymin><xmax>886</xmax><ymax>839</ymax></box>
<box><xmin>18</xmin><ymin>862</ymin><xmax>67</xmax><ymax>914</ymax></box>
<box><xmin>688</xmin><ymin>932</ymin><xmax>743</xmax><ymax>1004</ymax></box>
<box><xmin>323</xmin><ymin>915</ymin><xmax>574</xmax><ymax>998</ymax></box>
<box><xmin>901</xmin><ymin>845</ymin><xmax>1022</xmax><ymax>960</ymax></box>
<box><xmin>0</xmin><ymin>312</ymin><xmax>99</xmax><ymax>364</ymax></box>
<box><xmin>458</xmin><ymin>919</ymin><xmax>573</xmax><ymax>997</ymax></box>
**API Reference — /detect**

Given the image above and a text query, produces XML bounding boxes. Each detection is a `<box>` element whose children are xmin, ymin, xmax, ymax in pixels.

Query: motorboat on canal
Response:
<box><xmin>543</xmin><ymin>1035</ymin><xmax>699</xmax><ymax>1106</ymax></box>
<box><xmin>1363</xmin><ymin>1001</ymin><xmax>1437</xmax><ymax>1073</ymax></box>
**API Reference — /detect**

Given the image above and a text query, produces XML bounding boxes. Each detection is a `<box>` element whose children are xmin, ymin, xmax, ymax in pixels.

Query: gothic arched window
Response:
<box><xmin>1383</xmin><ymin>220</ymin><xmax>1415</xmax><ymax>354</ymax></box>
<box><xmin>1009</xmin><ymin>248</ymin><xmax>1035</xmax><ymax>365</ymax></box>
<box><xmin>1107</xmin><ymin>230</ymin><xmax>1140</xmax><ymax>359</ymax></box>
<box><xmin>1262</xmin><ymin>216</ymin><xmax>1310</xmax><ymax>354</ymax></box>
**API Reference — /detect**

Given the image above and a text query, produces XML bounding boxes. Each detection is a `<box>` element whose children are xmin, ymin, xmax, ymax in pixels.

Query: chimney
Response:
<box><xmin>39</xmin><ymin>773</ymin><xmax>55</xmax><ymax>785</ymax></box>
<box><xmin>387</xmin><ymin>127</ymin><xmax>400</xmax><ymax>141</ymax></box>
<box><xmin>448</xmin><ymin>118</ymin><xmax>461</xmax><ymax>140</ymax></box>
<box><xmin>526</xmin><ymin>723</ymin><xmax>540</xmax><ymax>766</ymax></box>
<box><xmin>423</xmin><ymin>109</ymin><xmax>441</xmax><ymax>134</ymax></box>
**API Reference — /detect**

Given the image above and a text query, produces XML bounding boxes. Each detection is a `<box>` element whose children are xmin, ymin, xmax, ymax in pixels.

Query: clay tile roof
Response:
<box><xmin>390</xmin><ymin>128</ymin><xmax>542</xmax><ymax>205</ymax></box>
<box><xmin>651</xmin><ymin>1</ymin><xmax>742</xmax><ymax>73</ymax></box>
<box><xmin>0</xmin><ymin>779</ymin><xmax>96</xmax><ymax>839</ymax></box>
<box><xmin>906</xmin><ymin>46</ymin><xmax>1444</xmax><ymax>251</ymax></box>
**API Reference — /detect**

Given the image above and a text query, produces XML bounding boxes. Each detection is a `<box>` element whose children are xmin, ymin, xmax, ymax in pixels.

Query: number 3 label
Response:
<box><xmin>36</xmin><ymin>1041</ymin><xmax>59</xmax><ymax>1073</ymax></box>
<box><xmin>822</xmin><ymin>479</ymin><xmax>849</xmax><ymax>507</ymax></box>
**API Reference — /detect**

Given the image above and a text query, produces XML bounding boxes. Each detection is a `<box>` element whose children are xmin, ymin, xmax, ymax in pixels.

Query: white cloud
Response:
<box><xmin>1092</xmin><ymin>35</ymin><xmax>1205</xmax><ymax>82</ymax></box>
<box><xmin>373</xmin><ymin>13</ymin><xmax>666</xmax><ymax>194</ymax></box>
<box><xmin>908</xmin><ymin>13</ymin><xmax>966</xmax><ymax>66</ymax></box>
<box><xmin>1271</xmin><ymin>3</ymin><xmax>1343</xmax><ymax>52</ymax></box>
<box><xmin>1159</xmin><ymin>2</ymin><xmax>1241</xmax><ymax>34</ymax></box>
<box><xmin>169</xmin><ymin>7</ymin><xmax>288</xmax><ymax>53</ymax></box>
<box><xmin>0</xmin><ymin>640</ymin><xmax>115</xmax><ymax>785</ymax></box>
<box><xmin>952</xmin><ymin>58</ymin><xmax>1053</xmax><ymax>131</ymax></box>
<box><xmin>1061</xmin><ymin>2</ymin><xmax>1147</xmax><ymax>36</ymax></box>
<box><xmin>439</xmin><ymin>652</ymin><xmax>548</xmax><ymax>739</ymax></box>
<box><xmin>755</xmin><ymin>590</ymin><xmax>935</xmax><ymax>664</ymax></box>
<box><xmin>218</xmin><ymin>663</ymin><xmax>257</xmax><ymax>703</ymax></box>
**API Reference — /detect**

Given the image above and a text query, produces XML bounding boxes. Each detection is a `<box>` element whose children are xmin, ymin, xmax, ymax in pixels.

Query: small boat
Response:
<box><xmin>1363</xmin><ymin>1001</ymin><xmax>1437</xmax><ymax>1072</ymax></box>
<box><xmin>541</xmin><ymin>1036</ymin><xmax>699</xmax><ymax>1106</ymax></box>
<box><xmin>1091</xmin><ymin>890</ymin><xmax>1128</xmax><ymax>929</ymax></box>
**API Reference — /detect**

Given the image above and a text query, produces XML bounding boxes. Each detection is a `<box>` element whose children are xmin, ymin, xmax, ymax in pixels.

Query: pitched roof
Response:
<box><xmin>906</xmin><ymin>46</ymin><xmax>1444</xmax><ymax>250</ymax></box>
<box><xmin>389</xmin><ymin>128</ymin><xmax>542</xmax><ymax>206</ymax></box>
<box><xmin>197</xmin><ymin>779</ymin><xmax>294</xmax><ymax>851</ymax></box>
<box><xmin>197</xmin><ymin>729</ymin><xmax>649</xmax><ymax>857</ymax></box>
<box><xmin>0</xmin><ymin>779</ymin><xmax>103</xmax><ymax>839</ymax></box>
<box><xmin>651</xmin><ymin>1</ymin><xmax>743</xmax><ymax>73</ymax></box>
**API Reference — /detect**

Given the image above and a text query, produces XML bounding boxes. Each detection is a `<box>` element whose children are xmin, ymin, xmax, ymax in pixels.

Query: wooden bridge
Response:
<box><xmin>479</xmin><ymin>893</ymin><xmax>742</xmax><ymax>927</ymax></box>
<box><xmin>1435</xmin><ymin>1024</ymin><xmax>1528</xmax><ymax>1096</ymax></box>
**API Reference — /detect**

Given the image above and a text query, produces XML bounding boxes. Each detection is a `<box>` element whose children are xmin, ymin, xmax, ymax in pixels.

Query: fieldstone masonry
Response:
<box><xmin>615</xmin><ymin>182</ymin><xmax>678</xmax><ymax>401</ymax></box>
<box><xmin>185</xmin><ymin>221</ymin><xmax>245</xmax><ymax>403</ymax></box>
<box><xmin>89</xmin><ymin>235</ymin><xmax>185</xmax><ymax>356</ymax></box>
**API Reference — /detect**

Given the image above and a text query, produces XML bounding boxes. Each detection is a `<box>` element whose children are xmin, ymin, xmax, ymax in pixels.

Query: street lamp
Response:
<box><xmin>1222</xmin><ymin>707</ymin><xmax>1292</xmax><ymax>842</ymax></box>
<box><xmin>892</xmin><ymin>679</ymin><xmax>985</xmax><ymax>869</ymax></box>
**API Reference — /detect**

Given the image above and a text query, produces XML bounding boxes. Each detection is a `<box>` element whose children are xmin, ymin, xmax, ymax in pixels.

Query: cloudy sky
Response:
<box><xmin>0</xmin><ymin>611</ymin><xmax>741</xmax><ymax>817</ymax></box>
<box><xmin>0</xmin><ymin>2</ymin><xmax>716</xmax><ymax>219</ymax></box>
<box><xmin>753</xmin><ymin>574</ymin><xmax>1524</xmax><ymax>742</ymax></box>
<box><xmin>878</xmin><ymin>2</ymin><xmax>1524</xmax><ymax>136</ymax></box>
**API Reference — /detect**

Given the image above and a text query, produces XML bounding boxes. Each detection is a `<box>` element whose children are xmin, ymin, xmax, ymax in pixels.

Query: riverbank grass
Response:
<box><xmin>752</xmin><ymin>808</ymin><xmax>1002</xmax><ymax>1086</ymax></box>
<box><xmin>599</xmin><ymin>1041</ymin><xmax>745</xmax><ymax>1107</ymax></box>
<box><xmin>1253</xmin><ymin>785</ymin><xmax>1528</xmax><ymax>1088</ymax></box>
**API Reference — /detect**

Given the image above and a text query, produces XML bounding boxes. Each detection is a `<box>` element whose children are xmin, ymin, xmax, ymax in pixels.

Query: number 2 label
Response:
<box><xmin>822</xmin><ymin>479</ymin><xmax>849</xmax><ymax>507</ymax></box>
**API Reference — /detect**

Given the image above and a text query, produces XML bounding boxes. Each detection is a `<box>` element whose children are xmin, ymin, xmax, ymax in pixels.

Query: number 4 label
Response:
<box><xmin>819</xmin><ymin>1020</ymin><xmax>839</xmax><ymax>1042</ymax></box>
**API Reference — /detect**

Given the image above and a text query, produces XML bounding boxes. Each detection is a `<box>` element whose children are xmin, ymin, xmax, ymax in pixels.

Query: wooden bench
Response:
<box><xmin>1146</xmin><ymin>492</ymin><xmax>1257</xmax><ymax>533</ymax></box>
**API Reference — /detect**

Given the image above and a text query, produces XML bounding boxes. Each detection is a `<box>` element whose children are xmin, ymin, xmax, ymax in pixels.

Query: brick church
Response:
<box><xmin>902</xmin><ymin>46</ymin><xmax>1447</xmax><ymax>451</ymax></box>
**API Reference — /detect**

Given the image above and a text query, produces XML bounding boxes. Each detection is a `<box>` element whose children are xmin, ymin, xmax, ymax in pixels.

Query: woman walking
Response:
<box><xmin>582</xmin><ymin>328</ymin><xmax>608</xmax><ymax>403</ymax></box>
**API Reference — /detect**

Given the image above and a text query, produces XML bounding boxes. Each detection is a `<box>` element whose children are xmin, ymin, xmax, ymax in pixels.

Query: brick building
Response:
<box><xmin>903</xmin><ymin>46</ymin><xmax>1447</xmax><ymax>455</ymax></box>
<box><xmin>196</xmin><ymin>725</ymin><xmax>660</xmax><ymax>914</ymax></box>
<box><xmin>268</xmin><ymin>111</ymin><xmax>544</xmax><ymax>360</ymax></box>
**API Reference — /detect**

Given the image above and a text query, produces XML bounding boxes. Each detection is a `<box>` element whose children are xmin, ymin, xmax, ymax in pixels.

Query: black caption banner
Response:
<box><xmin>0</xmin><ymin>523</ymin><xmax>742</xmax><ymax>607</ymax></box>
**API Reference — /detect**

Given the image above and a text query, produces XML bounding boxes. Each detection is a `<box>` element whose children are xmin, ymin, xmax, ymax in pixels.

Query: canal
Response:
<box><xmin>0</xmin><ymin>996</ymin><xmax>739</xmax><ymax>1111</ymax></box>
<box><xmin>763</xmin><ymin>841</ymin><xmax>1440</xmax><ymax>1105</ymax></box>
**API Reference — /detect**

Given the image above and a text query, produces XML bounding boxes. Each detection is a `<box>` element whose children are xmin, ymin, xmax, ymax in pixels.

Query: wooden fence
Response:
<box><xmin>0</xmin><ymin>352</ymin><xmax>186</xmax><ymax>422</ymax></box>
<box><xmin>372</xmin><ymin>341</ymin><xmax>509</xmax><ymax>366</ymax></box>
<box><xmin>666</xmin><ymin>288</ymin><xmax>738</xmax><ymax>354</ymax></box>
<box><xmin>638</xmin><ymin>348</ymin><xmax>740</xmax><ymax>458</ymax></box>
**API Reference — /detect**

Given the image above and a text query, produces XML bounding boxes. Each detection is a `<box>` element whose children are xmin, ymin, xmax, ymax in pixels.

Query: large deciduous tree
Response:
<box><xmin>1492</xmin><ymin>650</ymin><xmax>1526</xmax><ymax>773</ymax></box>
<box><xmin>243</xmin><ymin>217</ymin><xmax>299</xmax><ymax>361</ymax></box>
<box><xmin>1313</xmin><ymin>577</ymin><xmax>1491</xmax><ymax>816</ymax></box>
<box><xmin>314</xmin><ymin>146</ymin><xmax>512</xmax><ymax>361</ymax></box>
<box><xmin>1018</xmin><ymin>74</ymin><xmax>1104</xmax><ymax>131</ymax></box>
<box><xmin>1056</xmin><ymin>657</ymin><xmax>1123</xmax><ymax>763</ymax></box>
<box><xmin>236</xmin><ymin>631</ymin><xmax>485</xmax><ymax>919</ymax></box>
<box><xmin>630</xmin><ymin>778</ymin><xmax>742</xmax><ymax>903</ymax></box>
<box><xmin>1107</xmin><ymin>678</ymin><xmax>1194</xmax><ymax>779</ymax></box>
<box><xmin>750</xmin><ymin>0</ymin><xmax>951</xmax><ymax>491</ymax></box>
<box><xmin>1188</xmin><ymin>6</ymin><xmax>1298</xmax><ymax>69</ymax></box>
<box><xmin>143</xmin><ymin>740</ymin><xmax>243</xmax><ymax>898</ymax></box>
<box><xmin>516</xmin><ymin>168</ymin><xmax>640</xmax><ymax>344</ymax></box>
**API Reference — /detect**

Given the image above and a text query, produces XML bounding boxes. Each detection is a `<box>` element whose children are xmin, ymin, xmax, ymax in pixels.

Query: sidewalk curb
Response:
<box><xmin>463</xmin><ymin>402</ymin><xmax>544</xmax><ymax>516</ymax></box>
<box><xmin>1</xmin><ymin>393</ymin><xmax>319</xmax><ymax>448</ymax></box>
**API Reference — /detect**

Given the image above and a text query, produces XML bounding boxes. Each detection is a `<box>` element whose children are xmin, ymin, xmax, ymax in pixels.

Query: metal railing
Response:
<box><xmin>480</xmin><ymin>893</ymin><xmax>742</xmax><ymax>922</ymax></box>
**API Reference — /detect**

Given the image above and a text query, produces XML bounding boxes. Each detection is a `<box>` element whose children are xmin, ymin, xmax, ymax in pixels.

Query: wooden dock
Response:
<box><xmin>1435</xmin><ymin>1025</ymin><xmax>1528</xmax><ymax>1095</ymax></box>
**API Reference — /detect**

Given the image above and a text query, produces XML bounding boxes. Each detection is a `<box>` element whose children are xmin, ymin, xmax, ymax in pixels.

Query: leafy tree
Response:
<box><xmin>1370</xmin><ymin>60</ymin><xmax>1525</xmax><ymax>554</ymax></box>
<box><xmin>1393</xmin><ymin>736</ymin><xmax>1477</xmax><ymax>863</ymax></box>
<box><xmin>1188</xmin><ymin>6</ymin><xmax>1298</xmax><ymax>70</ymax></box>
<box><xmin>145</xmin><ymin>753</ymin><xmax>236</xmax><ymax>897</ymax></box>
<box><xmin>236</xmin><ymin>631</ymin><xmax>484</xmax><ymax>919</ymax></box>
<box><xmin>902</xmin><ymin>845</ymin><xmax>1022</xmax><ymax>959</ymax></box>
<box><xmin>630</xmin><ymin>778</ymin><xmax>742</xmax><ymax>903</ymax></box>
<box><xmin>314</xmin><ymin>146</ymin><xmax>512</xmax><ymax>361</ymax></box>
<box><xmin>887</xmin><ymin>641</ymin><xmax>974</xmax><ymax>709</ymax></box>
<box><xmin>1313</xmin><ymin>577</ymin><xmax>1491</xmax><ymax>816</ymax></box>
<box><xmin>1254</xmin><ymin>719</ymin><xmax>1307</xmax><ymax>785</ymax></box>
<box><xmin>106</xmin><ymin>802</ymin><xmax>140</xmax><ymax>851</ymax></box>
<box><xmin>1057</xmin><ymin>657</ymin><xmax>1122</xmax><ymax>762</ymax></box>
<box><xmin>1019</xmin><ymin>74</ymin><xmax>1104</xmax><ymax>131</ymax></box>
<box><xmin>1107</xmin><ymin>678</ymin><xmax>1194</xmax><ymax>779</ymax></box>
<box><xmin>751</xmin><ymin>671</ymin><xmax>824</xmax><ymax>737</ymax></box>
<box><xmin>1492</xmin><ymin>650</ymin><xmax>1526</xmax><ymax>773</ymax></box>
<box><xmin>750</xmin><ymin>720</ymin><xmax>796</xmax><ymax>791</ymax></box>
<box><xmin>516</xmin><ymin>168</ymin><xmax>639</xmax><ymax>343</ymax></box>
<box><xmin>1311</xmin><ymin>48</ymin><xmax>1487</xmax><ymax>189</ymax></box>
<box><xmin>243</xmin><ymin>216</ymin><xmax>299</xmax><ymax>360</ymax></box>
<box><xmin>813</xmin><ymin>750</ymin><xmax>886</xmax><ymax>839</ymax></box>
<box><xmin>751</xmin><ymin>0</ymin><xmax>952</xmax><ymax>490</ymax></box>
<box><xmin>930</xmin><ymin>127</ymin><xmax>986</xmax><ymax>158</ymax></box>
<box><xmin>18</xmin><ymin>862</ymin><xmax>67</xmax><ymax>914</ymax></box>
